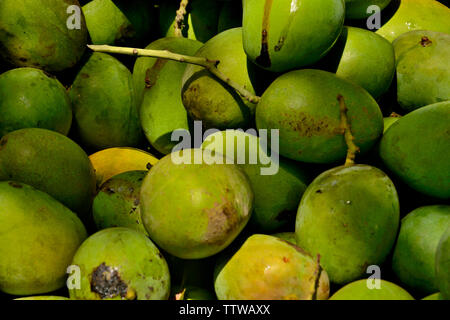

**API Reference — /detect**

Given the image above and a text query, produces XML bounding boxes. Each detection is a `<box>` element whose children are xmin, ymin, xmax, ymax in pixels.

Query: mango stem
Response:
<box><xmin>174</xmin><ymin>0</ymin><xmax>189</xmax><ymax>37</ymax></box>
<box><xmin>87</xmin><ymin>44</ymin><xmax>261</xmax><ymax>104</ymax></box>
<box><xmin>337</xmin><ymin>95</ymin><xmax>360</xmax><ymax>166</ymax></box>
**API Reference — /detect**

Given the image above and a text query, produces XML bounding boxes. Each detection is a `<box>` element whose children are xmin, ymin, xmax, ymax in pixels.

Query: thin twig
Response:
<box><xmin>337</xmin><ymin>95</ymin><xmax>360</xmax><ymax>166</ymax></box>
<box><xmin>88</xmin><ymin>44</ymin><xmax>261</xmax><ymax>104</ymax></box>
<box><xmin>174</xmin><ymin>0</ymin><xmax>189</xmax><ymax>37</ymax></box>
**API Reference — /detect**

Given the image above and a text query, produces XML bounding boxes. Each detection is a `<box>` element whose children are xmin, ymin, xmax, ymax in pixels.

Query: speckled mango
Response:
<box><xmin>256</xmin><ymin>69</ymin><xmax>384</xmax><ymax>164</ymax></box>
<box><xmin>379</xmin><ymin>101</ymin><xmax>450</xmax><ymax>199</ymax></box>
<box><xmin>69</xmin><ymin>52</ymin><xmax>143</xmax><ymax>151</ymax></box>
<box><xmin>0</xmin><ymin>0</ymin><xmax>88</xmax><ymax>72</ymax></box>
<box><xmin>215</xmin><ymin>234</ymin><xmax>330</xmax><ymax>300</ymax></box>
<box><xmin>0</xmin><ymin>128</ymin><xmax>97</xmax><ymax>219</ymax></box>
<box><xmin>92</xmin><ymin>170</ymin><xmax>148</xmax><ymax>235</ymax></box>
<box><xmin>69</xmin><ymin>228</ymin><xmax>170</xmax><ymax>300</ymax></box>
<box><xmin>329</xmin><ymin>280</ymin><xmax>414</xmax><ymax>300</ymax></box>
<box><xmin>0</xmin><ymin>181</ymin><xmax>87</xmax><ymax>296</ymax></box>
<box><xmin>242</xmin><ymin>0</ymin><xmax>345</xmax><ymax>72</ymax></box>
<box><xmin>392</xmin><ymin>205</ymin><xmax>450</xmax><ymax>295</ymax></box>
<box><xmin>0</xmin><ymin>67</ymin><xmax>72</xmax><ymax>137</ymax></box>
<box><xmin>134</xmin><ymin>37</ymin><xmax>203</xmax><ymax>155</ymax></box>
<box><xmin>182</xmin><ymin>28</ymin><xmax>256</xmax><ymax>130</ymax></box>
<box><xmin>140</xmin><ymin>149</ymin><xmax>253</xmax><ymax>259</ymax></box>
<box><xmin>295</xmin><ymin>165</ymin><xmax>400</xmax><ymax>285</ymax></box>
<box><xmin>393</xmin><ymin>30</ymin><xmax>450</xmax><ymax>111</ymax></box>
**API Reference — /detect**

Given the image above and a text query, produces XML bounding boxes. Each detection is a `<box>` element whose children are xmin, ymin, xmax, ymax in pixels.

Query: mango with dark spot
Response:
<box><xmin>393</xmin><ymin>30</ymin><xmax>449</xmax><ymax>111</ymax></box>
<box><xmin>69</xmin><ymin>52</ymin><xmax>143</xmax><ymax>151</ymax></box>
<box><xmin>215</xmin><ymin>234</ymin><xmax>330</xmax><ymax>300</ymax></box>
<box><xmin>256</xmin><ymin>69</ymin><xmax>384</xmax><ymax>164</ymax></box>
<box><xmin>392</xmin><ymin>205</ymin><xmax>450</xmax><ymax>295</ymax></box>
<box><xmin>202</xmin><ymin>130</ymin><xmax>310</xmax><ymax>232</ymax></box>
<box><xmin>134</xmin><ymin>37</ymin><xmax>203</xmax><ymax>155</ymax></box>
<box><xmin>0</xmin><ymin>181</ymin><xmax>87</xmax><ymax>296</ymax></box>
<box><xmin>379</xmin><ymin>101</ymin><xmax>450</xmax><ymax>199</ymax></box>
<box><xmin>0</xmin><ymin>0</ymin><xmax>87</xmax><ymax>72</ymax></box>
<box><xmin>182</xmin><ymin>28</ymin><xmax>257</xmax><ymax>130</ymax></box>
<box><xmin>329</xmin><ymin>280</ymin><xmax>414</xmax><ymax>300</ymax></box>
<box><xmin>344</xmin><ymin>0</ymin><xmax>392</xmax><ymax>19</ymax></box>
<box><xmin>92</xmin><ymin>170</ymin><xmax>148</xmax><ymax>235</ymax></box>
<box><xmin>295</xmin><ymin>165</ymin><xmax>400</xmax><ymax>285</ymax></box>
<box><xmin>242</xmin><ymin>0</ymin><xmax>345</xmax><ymax>72</ymax></box>
<box><xmin>0</xmin><ymin>128</ymin><xmax>97</xmax><ymax>220</ymax></box>
<box><xmin>435</xmin><ymin>227</ymin><xmax>450</xmax><ymax>300</ymax></box>
<box><xmin>69</xmin><ymin>228</ymin><xmax>170</xmax><ymax>300</ymax></box>
<box><xmin>140</xmin><ymin>149</ymin><xmax>253</xmax><ymax>259</ymax></box>
<box><xmin>0</xmin><ymin>67</ymin><xmax>72</xmax><ymax>138</ymax></box>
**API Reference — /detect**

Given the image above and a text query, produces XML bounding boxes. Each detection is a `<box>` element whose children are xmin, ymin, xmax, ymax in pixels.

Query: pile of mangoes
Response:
<box><xmin>0</xmin><ymin>0</ymin><xmax>449</xmax><ymax>301</ymax></box>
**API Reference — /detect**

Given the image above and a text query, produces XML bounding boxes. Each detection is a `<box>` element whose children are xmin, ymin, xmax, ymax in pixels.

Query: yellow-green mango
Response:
<box><xmin>215</xmin><ymin>234</ymin><xmax>330</xmax><ymax>300</ymax></box>
<box><xmin>243</xmin><ymin>0</ymin><xmax>345</xmax><ymax>72</ymax></box>
<box><xmin>0</xmin><ymin>181</ymin><xmax>87</xmax><ymax>296</ymax></box>
<box><xmin>69</xmin><ymin>52</ymin><xmax>143</xmax><ymax>151</ymax></box>
<box><xmin>0</xmin><ymin>128</ymin><xmax>97</xmax><ymax>218</ymax></box>
<box><xmin>379</xmin><ymin>101</ymin><xmax>450</xmax><ymax>199</ymax></box>
<box><xmin>296</xmin><ymin>165</ymin><xmax>400</xmax><ymax>284</ymax></box>
<box><xmin>422</xmin><ymin>292</ymin><xmax>444</xmax><ymax>300</ymax></box>
<box><xmin>15</xmin><ymin>296</ymin><xmax>69</xmax><ymax>300</ymax></box>
<box><xmin>0</xmin><ymin>0</ymin><xmax>88</xmax><ymax>72</ymax></box>
<box><xmin>330</xmin><ymin>280</ymin><xmax>414</xmax><ymax>300</ymax></box>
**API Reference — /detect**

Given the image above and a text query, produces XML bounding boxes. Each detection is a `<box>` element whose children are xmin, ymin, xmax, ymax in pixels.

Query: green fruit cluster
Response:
<box><xmin>0</xmin><ymin>0</ymin><xmax>448</xmax><ymax>302</ymax></box>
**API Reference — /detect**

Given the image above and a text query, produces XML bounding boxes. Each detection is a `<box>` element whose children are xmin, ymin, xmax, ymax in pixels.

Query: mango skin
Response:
<box><xmin>215</xmin><ymin>234</ymin><xmax>330</xmax><ymax>300</ymax></box>
<box><xmin>376</xmin><ymin>0</ymin><xmax>450</xmax><ymax>42</ymax></box>
<box><xmin>422</xmin><ymin>292</ymin><xmax>444</xmax><ymax>300</ymax></box>
<box><xmin>69</xmin><ymin>228</ymin><xmax>170</xmax><ymax>300</ymax></box>
<box><xmin>69</xmin><ymin>52</ymin><xmax>143</xmax><ymax>151</ymax></box>
<box><xmin>92</xmin><ymin>170</ymin><xmax>148</xmax><ymax>236</ymax></box>
<box><xmin>0</xmin><ymin>0</ymin><xmax>88</xmax><ymax>72</ymax></box>
<box><xmin>133</xmin><ymin>37</ymin><xmax>203</xmax><ymax>155</ymax></box>
<box><xmin>319</xmin><ymin>26</ymin><xmax>395</xmax><ymax>99</ymax></box>
<box><xmin>0</xmin><ymin>128</ymin><xmax>97</xmax><ymax>218</ymax></box>
<box><xmin>295</xmin><ymin>165</ymin><xmax>400</xmax><ymax>285</ymax></box>
<box><xmin>182</xmin><ymin>28</ymin><xmax>256</xmax><ymax>130</ymax></box>
<box><xmin>243</xmin><ymin>0</ymin><xmax>345</xmax><ymax>72</ymax></box>
<box><xmin>393</xmin><ymin>30</ymin><xmax>450</xmax><ymax>112</ymax></box>
<box><xmin>330</xmin><ymin>280</ymin><xmax>414</xmax><ymax>300</ymax></box>
<box><xmin>0</xmin><ymin>181</ymin><xmax>87</xmax><ymax>296</ymax></box>
<box><xmin>379</xmin><ymin>101</ymin><xmax>450</xmax><ymax>199</ymax></box>
<box><xmin>140</xmin><ymin>149</ymin><xmax>254</xmax><ymax>259</ymax></box>
<box><xmin>256</xmin><ymin>69</ymin><xmax>384</xmax><ymax>163</ymax></box>
<box><xmin>345</xmin><ymin>0</ymin><xmax>392</xmax><ymax>19</ymax></box>
<box><xmin>202</xmin><ymin>130</ymin><xmax>310</xmax><ymax>232</ymax></box>
<box><xmin>15</xmin><ymin>296</ymin><xmax>69</xmax><ymax>300</ymax></box>
<box><xmin>0</xmin><ymin>67</ymin><xmax>72</xmax><ymax>137</ymax></box>
<box><xmin>435</xmin><ymin>227</ymin><xmax>450</xmax><ymax>299</ymax></box>
<box><xmin>392</xmin><ymin>206</ymin><xmax>450</xmax><ymax>295</ymax></box>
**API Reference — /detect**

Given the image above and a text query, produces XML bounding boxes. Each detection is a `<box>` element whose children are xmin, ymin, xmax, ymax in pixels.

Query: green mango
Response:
<box><xmin>0</xmin><ymin>0</ymin><xmax>88</xmax><ymax>72</ymax></box>
<box><xmin>202</xmin><ymin>130</ymin><xmax>310</xmax><ymax>232</ymax></box>
<box><xmin>422</xmin><ymin>292</ymin><xmax>444</xmax><ymax>300</ymax></box>
<box><xmin>92</xmin><ymin>170</ymin><xmax>148</xmax><ymax>235</ymax></box>
<box><xmin>329</xmin><ymin>280</ymin><xmax>414</xmax><ymax>300</ymax></box>
<box><xmin>435</xmin><ymin>227</ymin><xmax>450</xmax><ymax>299</ymax></box>
<box><xmin>376</xmin><ymin>0</ymin><xmax>450</xmax><ymax>42</ymax></box>
<box><xmin>379</xmin><ymin>101</ymin><xmax>450</xmax><ymax>199</ymax></box>
<box><xmin>319</xmin><ymin>26</ymin><xmax>395</xmax><ymax>99</ymax></box>
<box><xmin>217</xmin><ymin>0</ymin><xmax>242</xmax><ymax>33</ymax></box>
<box><xmin>83</xmin><ymin>0</ymin><xmax>157</xmax><ymax>46</ymax></box>
<box><xmin>295</xmin><ymin>165</ymin><xmax>400</xmax><ymax>284</ymax></box>
<box><xmin>383</xmin><ymin>115</ymin><xmax>401</xmax><ymax>133</ymax></box>
<box><xmin>272</xmin><ymin>232</ymin><xmax>297</xmax><ymax>245</ymax></box>
<box><xmin>242</xmin><ymin>0</ymin><xmax>345</xmax><ymax>72</ymax></box>
<box><xmin>0</xmin><ymin>181</ymin><xmax>87</xmax><ymax>296</ymax></box>
<box><xmin>392</xmin><ymin>205</ymin><xmax>450</xmax><ymax>294</ymax></box>
<box><xmin>215</xmin><ymin>234</ymin><xmax>330</xmax><ymax>300</ymax></box>
<box><xmin>182</xmin><ymin>28</ymin><xmax>256</xmax><ymax>130</ymax></box>
<box><xmin>69</xmin><ymin>52</ymin><xmax>143</xmax><ymax>151</ymax></box>
<box><xmin>0</xmin><ymin>67</ymin><xmax>72</xmax><ymax>137</ymax></box>
<box><xmin>345</xmin><ymin>0</ymin><xmax>393</xmax><ymax>19</ymax></box>
<box><xmin>0</xmin><ymin>128</ymin><xmax>97</xmax><ymax>218</ymax></box>
<box><xmin>69</xmin><ymin>228</ymin><xmax>170</xmax><ymax>300</ymax></box>
<box><xmin>158</xmin><ymin>0</ymin><xmax>220</xmax><ymax>42</ymax></box>
<box><xmin>140</xmin><ymin>149</ymin><xmax>253</xmax><ymax>259</ymax></box>
<box><xmin>133</xmin><ymin>37</ymin><xmax>203</xmax><ymax>155</ymax></box>
<box><xmin>393</xmin><ymin>30</ymin><xmax>450</xmax><ymax>112</ymax></box>
<box><xmin>15</xmin><ymin>296</ymin><xmax>70</xmax><ymax>300</ymax></box>
<box><xmin>256</xmin><ymin>69</ymin><xmax>384</xmax><ymax>163</ymax></box>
